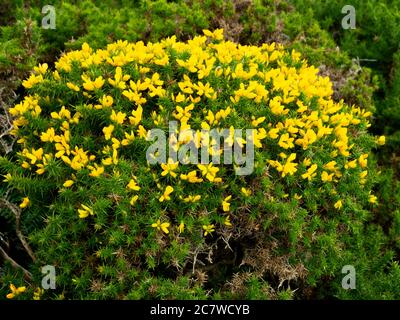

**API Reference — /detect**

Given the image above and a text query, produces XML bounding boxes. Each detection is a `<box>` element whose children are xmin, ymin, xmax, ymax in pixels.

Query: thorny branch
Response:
<box><xmin>0</xmin><ymin>246</ymin><xmax>32</xmax><ymax>281</ymax></box>
<box><xmin>0</xmin><ymin>198</ymin><xmax>36</xmax><ymax>262</ymax></box>
<box><xmin>0</xmin><ymin>88</ymin><xmax>17</xmax><ymax>155</ymax></box>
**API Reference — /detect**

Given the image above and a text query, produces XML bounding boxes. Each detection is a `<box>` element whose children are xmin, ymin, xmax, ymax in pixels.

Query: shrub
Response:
<box><xmin>290</xmin><ymin>0</ymin><xmax>400</xmax><ymax>151</ymax></box>
<box><xmin>0</xmin><ymin>30</ymin><xmax>386</xmax><ymax>299</ymax></box>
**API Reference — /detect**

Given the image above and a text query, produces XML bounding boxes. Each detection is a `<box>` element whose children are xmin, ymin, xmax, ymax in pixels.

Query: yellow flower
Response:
<box><xmin>294</xmin><ymin>193</ymin><xmax>303</xmax><ymax>200</ymax></box>
<box><xmin>108</xmin><ymin>67</ymin><xmax>130</xmax><ymax>89</ymax></box>
<box><xmin>33</xmin><ymin>288</ymin><xmax>44</xmax><ymax>300</ymax></box>
<box><xmin>301</xmin><ymin>164</ymin><xmax>318</xmax><ymax>181</ymax></box>
<box><xmin>51</xmin><ymin>106</ymin><xmax>71</xmax><ymax>120</ymax></box>
<box><xmin>102</xmin><ymin>157</ymin><xmax>112</xmax><ymax>166</ymax></box>
<box><xmin>252</xmin><ymin>128</ymin><xmax>267</xmax><ymax>148</ymax></box>
<box><xmin>99</xmin><ymin>95</ymin><xmax>113</xmax><ymax>107</ymax></box>
<box><xmin>180</xmin><ymin>170</ymin><xmax>203</xmax><ymax>183</ymax></box>
<box><xmin>360</xmin><ymin>170</ymin><xmax>368</xmax><ymax>179</ymax></box>
<box><xmin>345</xmin><ymin>159</ymin><xmax>357</xmax><ymax>169</ymax></box>
<box><xmin>377</xmin><ymin>136</ymin><xmax>386</xmax><ymax>146</ymax></box>
<box><xmin>121</xmin><ymin>131</ymin><xmax>135</xmax><ymax>146</ymax></box>
<box><xmin>103</xmin><ymin>124</ymin><xmax>114</xmax><ymax>140</ymax></box>
<box><xmin>203</xmin><ymin>224</ymin><xmax>215</xmax><ymax>236</ymax></box>
<box><xmin>268</xmin><ymin>128</ymin><xmax>280</xmax><ymax>139</ymax></box>
<box><xmin>182</xmin><ymin>195</ymin><xmax>201</xmax><ymax>203</ymax></box>
<box><xmin>334</xmin><ymin>200</ymin><xmax>343</xmax><ymax>210</ymax></box>
<box><xmin>303</xmin><ymin>158</ymin><xmax>312</xmax><ymax>166</ymax></box>
<box><xmin>278</xmin><ymin>133</ymin><xmax>294</xmax><ymax>149</ymax></box>
<box><xmin>282</xmin><ymin>153</ymin><xmax>298</xmax><ymax>177</ymax></box>
<box><xmin>6</xmin><ymin>284</ymin><xmax>26</xmax><ymax>299</ymax></box>
<box><xmin>358</xmin><ymin>154</ymin><xmax>368</xmax><ymax>168</ymax></box>
<box><xmin>111</xmin><ymin>137</ymin><xmax>121</xmax><ymax>150</ymax></box>
<box><xmin>197</xmin><ymin>162</ymin><xmax>219</xmax><ymax>182</ymax></box>
<box><xmin>241</xmin><ymin>187</ymin><xmax>252</xmax><ymax>197</ymax></box>
<box><xmin>66</xmin><ymin>82</ymin><xmax>80</xmax><ymax>92</ymax></box>
<box><xmin>36</xmin><ymin>165</ymin><xmax>46</xmax><ymax>175</ymax></box>
<box><xmin>251</xmin><ymin>116</ymin><xmax>266</xmax><ymax>127</ymax></box>
<box><xmin>127</xmin><ymin>178</ymin><xmax>140</xmax><ymax>191</ymax></box>
<box><xmin>89</xmin><ymin>164</ymin><xmax>105</xmax><ymax>178</ymax></box>
<box><xmin>177</xmin><ymin>221</ymin><xmax>185</xmax><ymax>233</ymax></box>
<box><xmin>159</xmin><ymin>185</ymin><xmax>174</xmax><ymax>202</ymax></box>
<box><xmin>34</xmin><ymin>63</ymin><xmax>48</xmax><ymax>75</ymax></box>
<box><xmin>129</xmin><ymin>106</ymin><xmax>143</xmax><ymax>126</ymax></box>
<box><xmin>161</xmin><ymin>158</ymin><xmax>179</xmax><ymax>178</ymax></box>
<box><xmin>130</xmin><ymin>195</ymin><xmax>139</xmax><ymax>205</ymax></box>
<box><xmin>110</xmin><ymin>110</ymin><xmax>126</xmax><ymax>125</ymax></box>
<box><xmin>19</xmin><ymin>197</ymin><xmax>30</xmax><ymax>209</ymax></box>
<box><xmin>193</xmin><ymin>81</ymin><xmax>216</xmax><ymax>99</ymax></box>
<box><xmin>40</xmin><ymin>128</ymin><xmax>56</xmax><ymax>142</ymax></box>
<box><xmin>25</xmin><ymin>147</ymin><xmax>44</xmax><ymax>164</ymax></box>
<box><xmin>137</xmin><ymin>125</ymin><xmax>147</xmax><ymax>139</ymax></box>
<box><xmin>269</xmin><ymin>96</ymin><xmax>288</xmax><ymax>115</ymax></box>
<box><xmin>151</xmin><ymin>219</ymin><xmax>170</xmax><ymax>234</ymax></box>
<box><xmin>224</xmin><ymin>216</ymin><xmax>232</xmax><ymax>227</ymax></box>
<box><xmin>222</xmin><ymin>195</ymin><xmax>232</xmax><ymax>212</ymax></box>
<box><xmin>296</xmin><ymin>129</ymin><xmax>317</xmax><ymax>150</ymax></box>
<box><xmin>321</xmin><ymin>171</ymin><xmax>334</xmax><ymax>182</ymax></box>
<box><xmin>3</xmin><ymin>173</ymin><xmax>12</xmax><ymax>182</ymax></box>
<box><xmin>323</xmin><ymin>161</ymin><xmax>337</xmax><ymax>171</ymax></box>
<box><xmin>296</xmin><ymin>101</ymin><xmax>308</xmax><ymax>113</ymax></box>
<box><xmin>215</xmin><ymin>107</ymin><xmax>231</xmax><ymax>121</ymax></box>
<box><xmin>82</xmin><ymin>75</ymin><xmax>104</xmax><ymax>91</ymax></box>
<box><xmin>203</xmin><ymin>28</ymin><xmax>224</xmax><ymax>40</ymax></box>
<box><xmin>173</xmin><ymin>104</ymin><xmax>194</xmax><ymax>122</ymax></box>
<box><xmin>22</xmin><ymin>74</ymin><xmax>43</xmax><ymax>89</ymax></box>
<box><xmin>21</xmin><ymin>161</ymin><xmax>30</xmax><ymax>169</ymax></box>
<box><xmin>173</xmin><ymin>93</ymin><xmax>186</xmax><ymax>103</ymax></box>
<box><xmin>53</xmin><ymin>70</ymin><xmax>61</xmax><ymax>80</ymax></box>
<box><xmin>291</xmin><ymin>49</ymin><xmax>301</xmax><ymax>61</ymax></box>
<box><xmin>63</xmin><ymin>180</ymin><xmax>74</xmax><ymax>188</ymax></box>
<box><xmin>369</xmin><ymin>194</ymin><xmax>378</xmax><ymax>204</ymax></box>
<box><xmin>78</xmin><ymin>204</ymin><xmax>94</xmax><ymax>219</ymax></box>
<box><xmin>360</xmin><ymin>170</ymin><xmax>368</xmax><ymax>184</ymax></box>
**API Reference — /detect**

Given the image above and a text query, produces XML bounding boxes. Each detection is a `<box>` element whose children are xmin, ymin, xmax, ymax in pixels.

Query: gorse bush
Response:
<box><xmin>0</xmin><ymin>29</ymin><xmax>387</xmax><ymax>299</ymax></box>
<box><xmin>0</xmin><ymin>0</ymin><xmax>361</xmax><ymax>91</ymax></box>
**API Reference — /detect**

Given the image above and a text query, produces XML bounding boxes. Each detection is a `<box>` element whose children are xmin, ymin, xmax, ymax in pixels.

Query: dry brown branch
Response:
<box><xmin>0</xmin><ymin>198</ymin><xmax>36</xmax><ymax>262</ymax></box>
<box><xmin>0</xmin><ymin>246</ymin><xmax>32</xmax><ymax>281</ymax></box>
<box><xmin>241</xmin><ymin>242</ymin><xmax>307</xmax><ymax>287</ymax></box>
<box><xmin>0</xmin><ymin>88</ymin><xmax>17</xmax><ymax>155</ymax></box>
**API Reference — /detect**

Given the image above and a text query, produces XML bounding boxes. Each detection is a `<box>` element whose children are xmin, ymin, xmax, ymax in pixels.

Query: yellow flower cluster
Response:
<box><xmin>9</xmin><ymin>29</ymin><xmax>380</xmax><ymax>237</ymax></box>
<box><xmin>6</xmin><ymin>284</ymin><xmax>26</xmax><ymax>299</ymax></box>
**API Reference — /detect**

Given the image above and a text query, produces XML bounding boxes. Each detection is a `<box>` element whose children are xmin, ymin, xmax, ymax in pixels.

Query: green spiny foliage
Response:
<box><xmin>0</xmin><ymin>0</ymin><xmax>399</xmax><ymax>300</ymax></box>
<box><xmin>0</xmin><ymin>30</ymin><xmax>389</xmax><ymax>299</ymax></box>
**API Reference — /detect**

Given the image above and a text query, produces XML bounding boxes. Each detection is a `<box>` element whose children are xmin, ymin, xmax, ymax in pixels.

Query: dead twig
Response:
<box><xmin>0</xmin><ymin>198</ymin><xmax>36</xmax><ymax>262</ymax></box>
<box><xmin>0</xmin><ymin>246</ymin><xmax>32</xmax><ymax>281</ymax></box>
<box><xmin>0</xmin><ymin>88</ymin><xmax>17</xmax><ymax>154</ymax></box>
